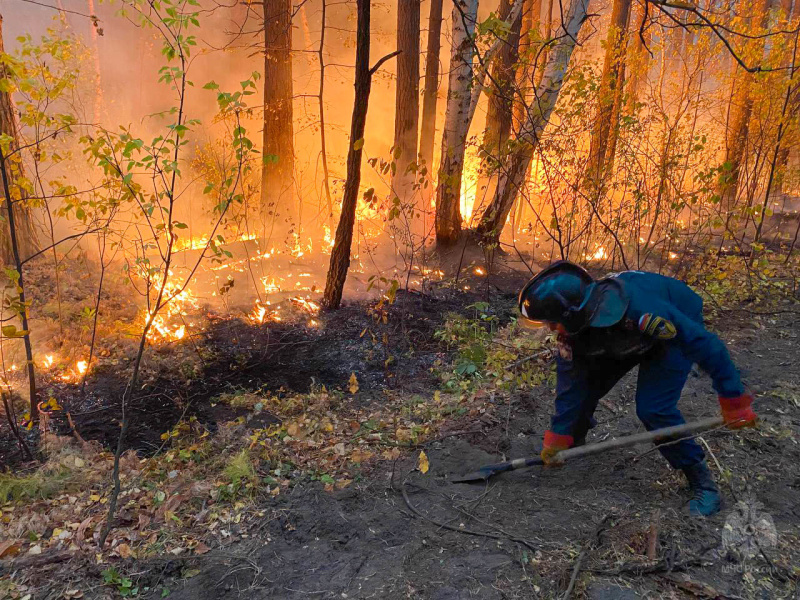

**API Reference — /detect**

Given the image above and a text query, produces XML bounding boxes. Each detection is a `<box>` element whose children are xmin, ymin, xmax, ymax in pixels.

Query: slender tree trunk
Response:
<box><xmin>0</xmin><ymin>15</ymin><xmax>37</xmax><ymax>267</ymax></box>
<box><xmin>0</xmin><ymin>15</ymin><xmax>38</xmax><ymax>420</ymax></box>
<box><xmin>625</xmin><ymin>1</ymin><xmax>651</xmax><ymax>113</ymax></box>
<box><xmin>476</xmin><ymin>0</ymin><xmax>590</xmax><ymax>242</ymax></box>
<box><xmin>477</xmin><ymin>0</ymin><xmax>523</xmax><ymax>205</ymax></box>
<box><xmin>0</xmin><ymin>144</ymin><xmax>37</xmax><ymax>420</ymax></box>
<box><xmin>261</xmin><ymin>0</ymin><xmax>295</xmax><ymax>223</ymax></box>
<box><xmin>435</xmin><ymin>0</ymin><xmax>479</xmax><ymax>247</ymax></box>
<box><xmin>512</xmin><ymin>0</ymin><xmax>541</xmax><ymax>134</ymax></box>
<box><xmin>586</xmin><ymin>0</ymin><xmax>632</xmax><ymax>183</ymax></box>
<box><xmin>392</xmin><ymin>0</ymin><xmax>421</xmax><ymax>202</ymax></box>
<box><xmin>774</xmin><ymin>0</ymin><xmax>800</xmax><ymax>195</ymax></box>
<box><xmin>719</xmin><ymin>0</ymin><xmax>770</xmax><ymax>211</ymax></box>
<box><xmin>751</xmin><ymin>25</ymin><xmax>799</xmax><ymax>255</ymax></box>
<box><xmin>323</xmin><ymin>0</ymin><xmax>396</xmax><ymax>308</ymax></box>
<box><xmin>510</xmin><ymin>0</ymin><xmax>541</xmax><ymax>232</ymax></box>
<box><xmin>419</xmin><ymin>0</ymin><xmax>444</xmax><ymax>186</ymax></box>
<box><xmin>318</xmin><ymin>0</ymin><xmax>334</xmax><ymax>221</ymax></box>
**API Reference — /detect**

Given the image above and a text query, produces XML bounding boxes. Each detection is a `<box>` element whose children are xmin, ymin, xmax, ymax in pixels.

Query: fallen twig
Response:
<box><xmin>562</xmin><ymin>514</ymin><xmax>610</xmax><ymax>600</ymax></box>
<box><xmin>400</xmin><ymin>479</ymin><xmax>537</xmax><ymax>552</ymax></box>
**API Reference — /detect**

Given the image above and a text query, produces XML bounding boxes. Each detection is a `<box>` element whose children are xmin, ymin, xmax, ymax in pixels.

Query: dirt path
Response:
<box><xmin>153</xmin><ymin>301</ymin><xmax>800</xmax><ymax>599</ymax></box>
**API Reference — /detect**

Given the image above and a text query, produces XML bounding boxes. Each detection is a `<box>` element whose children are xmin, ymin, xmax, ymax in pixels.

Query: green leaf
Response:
<box><xmin>353</xmin><ymin>138</ymin><xmax>364</xmax><ymax>151</ymax></box>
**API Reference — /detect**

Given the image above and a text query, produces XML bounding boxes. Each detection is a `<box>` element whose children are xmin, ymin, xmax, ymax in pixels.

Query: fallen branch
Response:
<box><xmin>590</xmin><ymin>555</ymin><xmax>708</xmax><ymax>576</ymax></box>
<box><xmin>647</xmin><ymin>509</ymin><xmax>661</xmax><ymax>561</ymax></box>
<box><xmin>562</xmin><ymin>515</ymin><xmax>611</xmax><ymax>600</ymax></box>
<box><xmin>4</xmin><ymin>550</ymin><xmax>74</xmax><ymax>570</ymax></box>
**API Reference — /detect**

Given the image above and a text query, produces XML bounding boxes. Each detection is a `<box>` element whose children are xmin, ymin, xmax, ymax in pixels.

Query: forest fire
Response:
<box><xmin>0</xmin><ymin>0</ymin><xmax>799</xmax><ymax>595</ymax></box>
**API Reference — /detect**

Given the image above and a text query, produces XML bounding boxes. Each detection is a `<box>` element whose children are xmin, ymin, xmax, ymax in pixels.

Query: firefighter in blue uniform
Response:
<box><xmin>518</xmin><ymin>261</ymin><xmax>758</xmax><ymax>516</ymax></box>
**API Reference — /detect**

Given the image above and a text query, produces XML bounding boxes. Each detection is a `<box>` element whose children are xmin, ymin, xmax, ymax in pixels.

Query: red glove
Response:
<box><xmin>719</xmin><ymin>393</ymin><xmax>758</xmax><ymax>429</ymax></box>
<box><xmin>541</xmin><ymin>431</ymin><xmax>573</xmax><ymax>466</ymax></box>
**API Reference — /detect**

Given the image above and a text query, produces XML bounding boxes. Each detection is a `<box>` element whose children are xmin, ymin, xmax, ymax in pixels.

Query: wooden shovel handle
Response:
<box><xmin>553</xmin><ymin>416</ymin><xmax>725</xmax><ymax>463</ymax></box>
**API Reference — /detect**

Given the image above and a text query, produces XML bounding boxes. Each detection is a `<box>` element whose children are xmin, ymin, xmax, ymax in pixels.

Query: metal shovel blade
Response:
<box><xmin>451</xmin><ymin>456</ymin><xmax>544</xmax><ymax>483</ymax></box>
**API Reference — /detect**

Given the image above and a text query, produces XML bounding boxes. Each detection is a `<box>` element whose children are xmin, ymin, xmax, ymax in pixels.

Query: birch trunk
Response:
<box><xmin>434</xmin><ymin>0</ymin><xmax>479</xmax><ymax>246</ymax></box>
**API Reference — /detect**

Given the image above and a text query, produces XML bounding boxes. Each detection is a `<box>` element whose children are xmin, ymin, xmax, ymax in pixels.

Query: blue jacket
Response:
<box><xmin>551</xmin><ymin>271</ymin><xmax>744</xmax><ymax>436</ymax></box>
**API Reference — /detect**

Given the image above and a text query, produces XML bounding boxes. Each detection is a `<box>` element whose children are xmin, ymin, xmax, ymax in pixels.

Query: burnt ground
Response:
<box><xmin>144</xmin><ymin>298</ymin><xmax>800</xmax><ymax>600</ymax></box>
<box><xmin>3</xmin><ymin>263</ymin><xmax>800</xmax><ymax>599</ymax></box>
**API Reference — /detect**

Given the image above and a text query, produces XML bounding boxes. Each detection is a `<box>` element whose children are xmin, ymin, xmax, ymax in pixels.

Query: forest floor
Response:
<box><xmin>1</xmin><ymin>258</ymin><xmax>799</xmax><ymax>599</ymax></box>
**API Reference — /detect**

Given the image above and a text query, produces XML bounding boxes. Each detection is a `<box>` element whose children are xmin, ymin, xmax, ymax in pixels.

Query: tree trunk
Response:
<box><xmin>477</xmin><ymin>0</ymin><xmax>523</xmax><ymax>205</ymax></box>
<box><xmin>512</xmin><ymin>0</ymin><xmax>541</xmax><ymax>135</ymax></box>
<box><xmin>261</xmin><ymin>0</ymin><xmax>295</xmax><ymax>223</ymax></box>
<box><xmin>318</xmin><ymin>0</ymin><xmax>334</xmax><ymax>221</ymax></box>
<box><xmin>624</xmin><ymin>1</ymin><xmax>651</xmax><ymax>113</ymax></box>
<box><xmin>0</xmin><ymin>14</ymin><xmax>37</xmax><ymax>267</ymax></box>
<box><xmin>435</xmin><ymin>0</ymin><xmax>479</xmax><ymax>247</ymax></box>
<box><xmin>774</xmin><ymin>0</ymin><xmax>800</xmax><ymax>195</ymax></box>
<box><xmin>476</xmin><ymin>0</ymin><xmax>590</xmax><ymax>242</ymax></box>
<box><xmin>419</xmin><ymin>0</ymin><xmax>444</xmax><ymax>184</ymax></box>
<box><xmin>719</xmin><ymin>0</ymin><xmax>771</xmax><ymax>211</ymax></box>
<box><xmin>586</xmin><ymin>0</ymin><xmax>632</xmax><ymax>183</ymax></box>
<box><xmin>323</xmin><ymin>0</ymin><xmax>385</xmax><ymax>309</ymax></box>
<box><xmin>392</xmin><ymin>0</ymin><xmax>421</xmax><ymax>202</ymax></box>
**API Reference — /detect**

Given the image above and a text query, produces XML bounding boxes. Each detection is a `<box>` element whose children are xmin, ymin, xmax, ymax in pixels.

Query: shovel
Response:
<box><xmin>452</xmin><ymin>415</ymin><xmax>724</xmax><ymax>483</ymax></box>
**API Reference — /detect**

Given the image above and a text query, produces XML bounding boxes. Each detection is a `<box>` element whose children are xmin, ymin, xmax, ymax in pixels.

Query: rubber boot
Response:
<box><xmin>682</xmin><ymin>461</ymin><xmax>721</xmax><ymax>516</ymax></box>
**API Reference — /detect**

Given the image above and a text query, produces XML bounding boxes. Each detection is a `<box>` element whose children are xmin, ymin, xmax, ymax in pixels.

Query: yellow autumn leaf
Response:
<box><xmin>348</xmin><ymin>372</ymin><xmax>359</xmax><ymax>394</ymax></box>
<box><xmin>418</xmin><ymin>450</ymin><xmax>430</xmax><ymax>474</ymax></box>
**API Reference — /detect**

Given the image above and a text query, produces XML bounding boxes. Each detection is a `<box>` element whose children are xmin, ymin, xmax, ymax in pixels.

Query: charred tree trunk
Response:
<box><xmin>261</xmin><ymin>0</ymin><xmax>295</xmax><ymax>224</ymax></box>
<box><xmin>0</xmin><ymin>15</ymin><xmax>37</xmax><ymax>267</ymax></box>
<box><xmin>419</xmin><ymin>0</ymin><xmax>444</xmax><ymax>188</ymax></box>
<box><xmin>323</xmin><ymin>1</ymin><xmax>397</xmax><ymax>309</ymax></box>
<box><xmin>586</xmin><ymin>0</ymin><xmax>632</xmax><ymax>183</ymax></box>
<box><xmin>477</xmin><ymin>0</ymin><xmax>523</xmax><ymax>205</ymax></box>
<box><xmin>476</xmin><ymin>0</ymin><xmax>590</xmax><ymax>242</ymax></box>
<box><xmin>435</xmin><ymin>0</ymin><xmax>479</xmax><ymax>247</ymax></box>
<box><xmin>392</xmin><ymin>0</ymin><xmax>421</xmax><ymax>202</ymax></box>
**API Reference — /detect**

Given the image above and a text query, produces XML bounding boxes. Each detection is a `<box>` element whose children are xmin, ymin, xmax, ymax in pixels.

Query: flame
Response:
<box><xmin>291</xmin><ymin>296</ymin><xmax>321</xmax><ymax>314</ymax></box>
<box><xmin>43</xmin><ymin>354</ymin><xmax>55</xmax><ymax>369</ymax></box>
<box><xmin>76</xmin><ymin>360</ymin><xmax>88</xmax><ymax>375</ymax></box>
<box><xmin>141</xmin><ymin>271</ymin><xmax>199</xmax><ymax>343</ymax></box>
<box><xmin>587</xmin><ymin>246</ymin><xmax>608</xmax><ymax>260</ymax></box>
<box><xmin>474</xmin><ymin>267</ymin><xmax>486</xmax><ymax>276</ymax></box>
<box><xmin>249</xmin><ymin>301</ymin><xmax>280</xmax><ymax>324</ymax></box>
<box><xmin>174</xmin><ymin>232</ymin><xmax>258</xmax><ymax>253</ymax></box>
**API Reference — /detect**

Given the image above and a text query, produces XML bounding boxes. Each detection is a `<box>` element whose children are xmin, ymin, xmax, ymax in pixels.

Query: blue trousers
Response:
<box><xmin>555</xmin><ymin>344</ymin><xmax>705</xmax><ymax>469</ymax></box>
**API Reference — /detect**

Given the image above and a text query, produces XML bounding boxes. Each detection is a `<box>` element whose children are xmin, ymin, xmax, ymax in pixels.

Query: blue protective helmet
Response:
<box><xmin>518</xmin><ymin>261</ymin><xmax>629</xmax><ymax>335</ymax></box>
